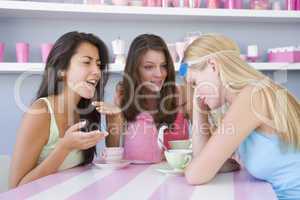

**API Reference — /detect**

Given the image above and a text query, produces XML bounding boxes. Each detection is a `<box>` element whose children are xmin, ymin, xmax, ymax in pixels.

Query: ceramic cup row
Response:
<box><xmin>0</xmin><ymin>42</ymin><xmax>53</xmax><ymax>63</ymax></box>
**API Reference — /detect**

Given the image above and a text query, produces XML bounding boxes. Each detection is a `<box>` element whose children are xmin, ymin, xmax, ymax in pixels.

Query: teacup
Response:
<box><xmin>169</xmin><ymin>139</ymin><xmax>191</xmax><ymax>150</ymax></box>
<box><xmin>101</xmin><ymin>147</ymin><xmax>124</xmax><ymax>163</ymax></box>
<box><xmin>164</xmin><ymin>149</ymin><xmax>192</xmax><ymax>170</ymax></box>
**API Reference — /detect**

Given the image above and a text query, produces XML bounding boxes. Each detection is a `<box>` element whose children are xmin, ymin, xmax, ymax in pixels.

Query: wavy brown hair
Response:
<box><xmin>121</xmin><ymin>34</ymin><xmax>178</xmax><ymax>126</ymax></box>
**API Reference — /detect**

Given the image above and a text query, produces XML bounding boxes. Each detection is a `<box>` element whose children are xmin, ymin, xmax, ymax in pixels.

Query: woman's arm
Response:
<box><xmin>179</xmin><ymin>83</ymin><xmax>239</xmax><ymax>172</ymax></box>
<box><xmin>191</xmin><ymin>95</ymin><xmax>212</xmax><ymax>157</ymax></box>
<box><xmin>94</xmin><ymin>83</ymin><xmax>124</xmax><ymax>147</ymax></box>
<box><xmin>106</xmin><ymin>113</ymin><xmax>124</xmax><ymax>147</ymax></box>
<box><xmin>9</xmin><ymin>100</ymin><xmax>70</xmax><ymax>188</ymax></box>
<box><xmin>185</xmin><ymin>86</ymin><xmax>265</xmax><ymax>185</ymax></box>
<box><xmin>10</xmin><ymin>100</ymin><xmax>105</xmax><ymax>187</ymax></box>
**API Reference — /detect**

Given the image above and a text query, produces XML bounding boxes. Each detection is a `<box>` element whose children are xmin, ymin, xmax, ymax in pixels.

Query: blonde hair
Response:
<box><xmin>184</xmin><ymin>34</ymin><xmax>300</xmax><ymax>150</ymax></box>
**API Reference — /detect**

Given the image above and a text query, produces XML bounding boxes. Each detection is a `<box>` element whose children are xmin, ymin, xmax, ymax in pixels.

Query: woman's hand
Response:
<box><xmin>200</xmin><ymin>97</ymin><xmax>209</xmax><ymax>111</ymax></box>
<box><xmin>114</xmin><ymin>82</ymin><xmax>124</xmax><ymax>107</ymax></box>
<box><xmin>92</xmin><ymin>101</ymin><xmax>122</xmax><ymax>115</ymax></box>
<box><xmin>58</xmin><ymin>121</ymin><xmax>108</xmax><ymax>152</ymax></box>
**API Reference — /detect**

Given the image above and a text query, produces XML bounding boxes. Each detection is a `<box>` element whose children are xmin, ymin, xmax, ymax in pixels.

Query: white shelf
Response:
<box><xmin>0</xmin><ymin>62</ymin><xmax>299</xmax><ymax>73</ymax></box>
<box><xmin>250</xmin><ymin>62</ymin><xmax>300</xmax><ymax>70</ymax></box>
<box><xmin>0</xmin><ymin>62</ymin><xmax>125</xmax><ymax>73</ymax></box>
<box><xmin>0</xmin><ymin>1</ymin><xmax>300</xmax><ymax>23</ymax></box>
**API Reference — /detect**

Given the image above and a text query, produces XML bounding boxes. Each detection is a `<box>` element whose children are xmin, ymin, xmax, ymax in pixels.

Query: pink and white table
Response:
<box><xmin>0</xmin><ymin>162</ymin><xmax>277</xmax><ymax>200</ymax></box>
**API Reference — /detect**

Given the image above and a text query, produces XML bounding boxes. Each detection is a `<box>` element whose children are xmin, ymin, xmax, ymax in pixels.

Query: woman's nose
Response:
<box><xmin>153</xmin><ymin>66</ymin><xmax>163</xmax><ymax>77</ymax></box>
<box><xmin>91</xmin><ymin>63</ymin><xmax>101</xmax><ymax>75</ymax></box>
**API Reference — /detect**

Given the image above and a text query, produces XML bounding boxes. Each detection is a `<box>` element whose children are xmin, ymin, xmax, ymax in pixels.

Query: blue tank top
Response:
<box><xmin>238</xmin><ymin>131</ymin><xmax>300</xmax><ymax>200</ymax></box>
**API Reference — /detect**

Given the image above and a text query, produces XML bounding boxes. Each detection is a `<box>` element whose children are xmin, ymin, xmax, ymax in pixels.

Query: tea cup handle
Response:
<box><xmin>101</xmin><ymin>151</ymin><xmax>107</xmax><ymax>160</ymax></box>
<box><xmin>188</xmin><ymin>139</ymin><xmax>192</xmax><ymax>149</ymax></box>
<box><xmin>182</xmin><ymin>155</ymin><xmax>192</xmax><ymax>168</ymax></box>
<box><xmin>157</xmin><ymin>125</ymin><xmax>168</xmax><ymax>150</ymax></box>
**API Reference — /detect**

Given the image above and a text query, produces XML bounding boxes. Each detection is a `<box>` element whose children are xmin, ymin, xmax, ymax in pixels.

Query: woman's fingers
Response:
<box><xmin>66</xmin><ymin>120</ymin><xmax>86</xmax><ymax>133</ymax></box>
<box><xmin>80</xmin><ymin>130</ymin><xmax>108</xmax><ymax>139</ymax></box>
<box><xmin>79</xmin><ymin>131</ymin><xmax>108</xmax><ymax>149</ymax></box>
<box><xmin>91</xmin><ymin>101</ymin><xmax>102</xmax><ymax>107</ymax></box>
<box><xmin>93</xmin><ymin>101</ymin><xmax>121</xmax><ymax>114</ymax></box>
<box><xmin>96</xmin><ymin>107</ymin><xmax>116</xmax><ymax>115</ymax></box>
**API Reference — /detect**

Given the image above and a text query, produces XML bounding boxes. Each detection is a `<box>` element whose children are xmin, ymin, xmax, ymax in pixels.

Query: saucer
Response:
<box><xmin>93</xmin><ymin>159</ymin><xmax>131</xmax><ymax>170</ymax></box>
<box><xmin>129</xmin><ymin>160</ymin><xmax>155</xmax><ymax>165</ymax></box>
<box><xmin>155</xmin><ymin>163</ymin><xmax>184</xmax><ymax>176</ymax></box>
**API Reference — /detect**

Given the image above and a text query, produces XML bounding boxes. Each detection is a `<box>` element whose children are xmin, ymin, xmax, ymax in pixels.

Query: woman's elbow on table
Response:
<box><xmin>9</xmin><ymin>174</ymin><xmax>23</xmax><ymax>189</ymax></box>
<box><xmin>184</xmin><ymin>167</ymin><xmax>214</xmax><ymax>185</ymax></box>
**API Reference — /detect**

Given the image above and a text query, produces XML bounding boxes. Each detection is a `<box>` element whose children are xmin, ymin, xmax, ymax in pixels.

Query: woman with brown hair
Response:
<box><xmin>95</xmin><ymin>34</ymin><xmax>189</xmax><ymax>163</ymax></box>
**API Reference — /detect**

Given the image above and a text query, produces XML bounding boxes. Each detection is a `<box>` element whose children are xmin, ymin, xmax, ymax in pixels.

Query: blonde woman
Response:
<box><xmin>181</xmin><ymin>34</ymin><xmax>300</xmax><ymax>200</ymax></box>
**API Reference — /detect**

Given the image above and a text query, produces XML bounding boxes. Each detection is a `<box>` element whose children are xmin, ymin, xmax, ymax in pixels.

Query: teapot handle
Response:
<box><xmin>157</xmin><ymin>125</ymin><xmax>168</xmax><ymax>150</ymax></box>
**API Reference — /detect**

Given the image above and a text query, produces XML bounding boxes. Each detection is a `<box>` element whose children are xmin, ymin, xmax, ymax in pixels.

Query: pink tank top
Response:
<box><xmin>123</xmin><ymin>112</ymin><xmax>189</xmax><ymax>163</ymax></box>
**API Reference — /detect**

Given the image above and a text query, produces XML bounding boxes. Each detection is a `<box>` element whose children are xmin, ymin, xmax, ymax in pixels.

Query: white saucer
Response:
<box><xmin>129</xmin><ymin>160</ymin><xmax>155</xmax><ymax>165</ymax></box>
<box><xmin>155</xmin><ymin>163</ymin><xmax>184</xmax><ymax>176</ymax></box>
<box><xmin>93</xmin><ymin>159</ymin><xmax>131</xmax><ymax>170</ymax></box>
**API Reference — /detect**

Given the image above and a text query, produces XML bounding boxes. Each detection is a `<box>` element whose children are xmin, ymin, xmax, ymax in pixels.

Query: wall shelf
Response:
<box><xmin>0</xmin><ymin>1</ymin><xmax>300</xmax><ymax>23</ymax></box>
<box><xmin>0</xmin><ymin>62</ymin><xmax>299</xmax><ymax>73</ymax></box>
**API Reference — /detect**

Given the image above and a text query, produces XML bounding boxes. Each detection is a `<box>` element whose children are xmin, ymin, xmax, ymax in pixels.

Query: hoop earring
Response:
<box><xmin>57</xmin><ymin>71</ymin><xmax>65</xmax><ymax>81</ymax></box>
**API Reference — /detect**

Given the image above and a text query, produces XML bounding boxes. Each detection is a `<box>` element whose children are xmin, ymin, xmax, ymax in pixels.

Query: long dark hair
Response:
<box><xmin>35</xmin><ymin>31</ymin><xmax>109</xmax><ymax>165</ymax></box>
<box><xmin>121</xmin><ymin>34</ymin><xmax>178</xmax><ymax>126</ymax></box>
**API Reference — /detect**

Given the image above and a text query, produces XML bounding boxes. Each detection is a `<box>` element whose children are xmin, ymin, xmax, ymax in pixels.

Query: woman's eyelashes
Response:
<box><xmin>144</xmin><ymin>65</ymin><xmax>153</xmax><ymax>70</ymax></box>
<box><xmin>143</xmin><ymin>64</ymin><xmax>167</xmax><ymax>70</ymax></box>
<box><xmin>82</xmin><ymin>60</ymin><xmax>101</xmax><ymax>67</ymax></box>
<box><xmin>161</xmin><ymin>64</ymin><xmax>167</xmax><ymax>69</ymax></box>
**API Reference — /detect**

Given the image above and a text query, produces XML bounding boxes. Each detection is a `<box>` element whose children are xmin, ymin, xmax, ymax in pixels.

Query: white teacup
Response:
<box><xmin>101</xmin><ymin>147</ymin><xmax>124</xmax><ymax>163</ymax></box>
<box><xmin>169</xmin><ymin>139</ymin><xmax>191</xmax><ymax>150</ymax></box>
<box><xmin>164</xmin><ymin>149</ymin><xmax>192</xmax><ymax>170</ymax></box>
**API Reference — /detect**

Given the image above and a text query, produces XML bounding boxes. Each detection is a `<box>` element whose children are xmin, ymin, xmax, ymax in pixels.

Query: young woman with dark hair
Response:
<box><xmin>10</xmin><ymin>31</ymin><xmax>111</xmax><ymax>187</ymax></box>
<box><xmin>94</xmin><ymin>34</ymin><xmax>190</xmax><ymax>163</ymax></box>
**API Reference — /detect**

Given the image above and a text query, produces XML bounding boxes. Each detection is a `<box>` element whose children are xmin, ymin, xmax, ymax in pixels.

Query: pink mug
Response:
<box><xmin>144</xmin><ymin>0</ymin><xmax>157</xmax><ymax>6</ymax></box>
<box><xmin>224</xmin><ymin>0</ymin><xmax>243</xmax><ymax>8</ymax></box>
<box><xmin>101</xmin><ymin>147</ymin><xmax>124</xmax><ymax>163</ymax></box>
<box><xmin>156</xmin><ymin>0</ymin><xmax>162</xmax><ymax>6</ymax></box>
<box><xmin>0</xmin><ymin>42</ymin><xmax>4</xmax><ymax>62</ymax></box>
<box><xmin>16</xmin><ymin>42</ymin><xmax>29</xmax><ymax>63</ymax></box>
<box><xmin>41</xmin><ymin>43</ymin><xmax>53</xmax><ymax>63</ymax></box>
<box><xmin>285</xmin><ymin>0</ymin><xmax>296</xmax><ymax>10</ymax></box>
<box><xmin>172</xmin><ymin>0</ymin><xmax>200</xmax><ymax>7</ymax></box>
<box><xmin>205</xmin><ymin>0</ymin><xmax>220</xmax><ymax>8</ymax></box>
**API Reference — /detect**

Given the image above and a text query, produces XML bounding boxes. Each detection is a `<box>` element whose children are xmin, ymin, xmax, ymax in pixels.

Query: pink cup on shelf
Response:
<box><xmin>249</xmin><ymin>0</ymin><xmax>269</xmax><ymax>9</ymax></box>
<box><xmin>285</xmin><ymin>0</ymin><xmax>296</xmax><ymax>10</ymax></box>
<box><xmin>224</xmin><ymin>0</ymin><xmax>243</xmax><ymax>8</ymax></box>
<box><xmin>16</xmin><ymin>42</ymin><xmax>29</xmax><ymax>63</ymax></box>
<box><xmin>206</xmin><ymin>0</ymin><xmax>220</xmax><ymax>8</ymax></box>
<box><xmin>112</xmin><ymin>0</ymin><xmax>129</xmax><ymax>5</ymax></box>
<box><xmin>297</xmin><ymin>0</ymin><xmax>300</xmax><ymax>10</ymax></box>
<box><xmin>144</xmin><ymin>0</ymin><xmax>157</xmax><ymax>6</ymax></box>
<box><xmin>189</xmin><ymin>0</ymin><xmax>201</xmax><ymax>7</ymax></box>
<box><xmin>236</xmin><ymin>0</ymin><xmax>243</xmax><ymax>8</ymax></box>
<box><xmin>0</xmin><ymin>42</ymin><xmax>4</xmax><ymax>62</ymax></box>
<box><xmin>41</xmin><ymin>43</ymin><xmax>53</xmax><ymax>63</ymax></box>
<box><xmin>170</xmin><ymin>0</ymin><xmax>183</xmax><ymax>7</ymax></box>
<box><xmin>156</xmin><ymin>0</ymin><xmax>162</xmax><ymax>6</ymax></box>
